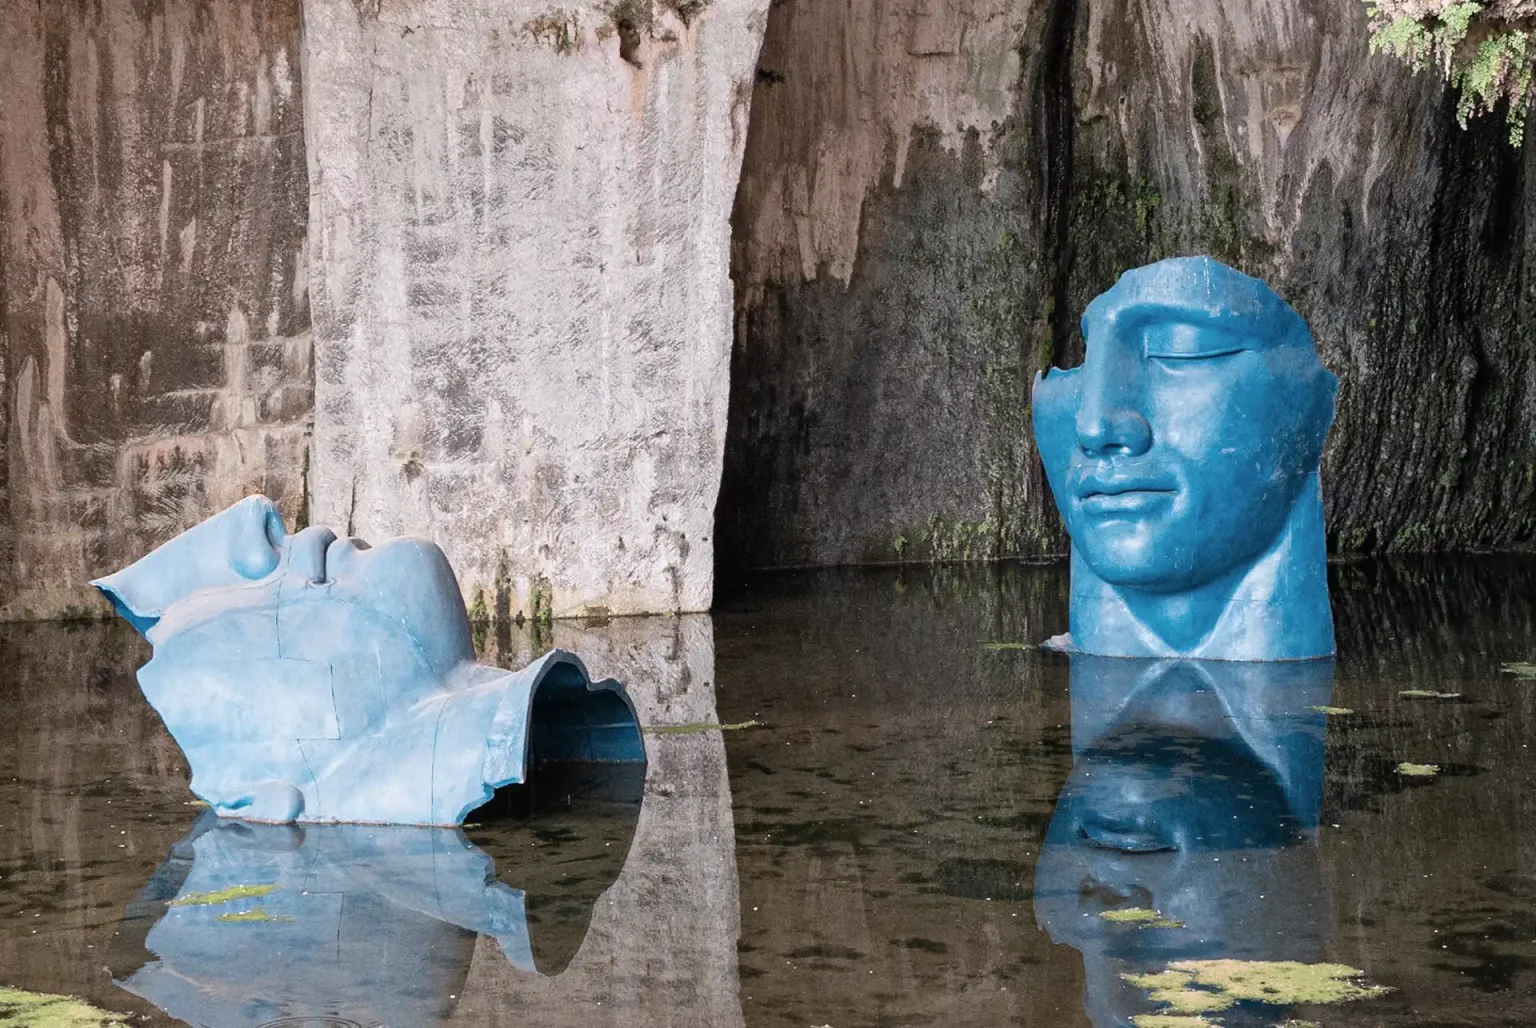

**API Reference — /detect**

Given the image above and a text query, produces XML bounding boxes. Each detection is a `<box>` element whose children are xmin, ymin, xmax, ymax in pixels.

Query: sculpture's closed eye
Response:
<box><xmin>1145</xmin><ymin>347</ymin><xmax>1247</xmax><ymax>361</ymax></box>
<box><xmin>1140</xmin><ymin>321</ymin><xmax>1250</xmax><ymax>360</ymax></box>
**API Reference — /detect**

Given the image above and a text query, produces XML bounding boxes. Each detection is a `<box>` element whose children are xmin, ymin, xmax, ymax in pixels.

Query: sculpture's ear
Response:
<box><xmin>91</xmin><ymin>495</ymin><xmax>287</xmax><ymax>639</ymax></box>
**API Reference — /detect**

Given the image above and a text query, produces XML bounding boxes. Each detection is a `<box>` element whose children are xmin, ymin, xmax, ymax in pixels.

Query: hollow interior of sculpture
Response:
<box><xmin>468</xmin><ymin>661</ymin><xmax>647</xmax><ymax>824</ymax></box>
<box><xmin>527</xmin><ymin>663</ymin><xmax>648</xmax><ymax>765</ymax></box>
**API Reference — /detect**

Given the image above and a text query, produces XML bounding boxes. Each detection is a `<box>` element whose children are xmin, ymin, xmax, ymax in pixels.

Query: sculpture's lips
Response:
<box><xmin>1078</xmin><ymin>821</ymin><xmax>1175</xmax><ymax>853</ymax></box>
<box><xmin>1075</xmin><ymin>475</ymin><xmax>1177</xmax><ymax>515</ymax></box>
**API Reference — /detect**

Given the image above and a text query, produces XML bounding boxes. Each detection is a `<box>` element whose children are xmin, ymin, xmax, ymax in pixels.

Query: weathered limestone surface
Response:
<box><xmin>722</xmin><ymin>0</ymin><xmax>1056</xmax><ymax>570</ymax></box>
<box><xmin>304</xmin><ymin>0</ymin><xmax>768</xmax><ymax>620</ymax></box>
<box><xmin>0</xmin><ymin>0</ymin><xmax>312</xmax><ymax>620</ymax></box>
<box><xmin>723</xmin><ymin>0</ymin><xmax>1536</xmax><ymax>569</ymax></box>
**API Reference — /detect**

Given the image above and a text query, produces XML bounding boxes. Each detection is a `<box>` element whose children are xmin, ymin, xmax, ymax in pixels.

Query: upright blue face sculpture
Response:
<box><xmin>92</xmin><ymin>495</ymin><xmax>646</xmax><ymax>825</ymax></box>
<box><xmin>1033</xmin><ymin>257</ymin><xmax>1339</xmax><ymax>660</ymax></box>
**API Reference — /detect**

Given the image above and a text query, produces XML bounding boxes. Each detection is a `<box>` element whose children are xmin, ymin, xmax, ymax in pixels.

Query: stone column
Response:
<box><xmin>302</xmin><ymin>0</ymin><xmax>768</xmax><ymax>619</ymax></box>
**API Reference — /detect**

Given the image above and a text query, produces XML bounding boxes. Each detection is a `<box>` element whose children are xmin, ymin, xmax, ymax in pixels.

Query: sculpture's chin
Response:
<box><xmin>1072</xmin><ymin>519</ymin><xmax>1272</xmax><ymax>595</ymax></box>
<box><xmin>1073</xmin><ymin>536</ymin><xmax>1214</xmax><ymax>594</ymax></box>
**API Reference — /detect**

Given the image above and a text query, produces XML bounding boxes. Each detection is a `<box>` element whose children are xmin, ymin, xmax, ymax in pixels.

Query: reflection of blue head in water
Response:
<box><xmin>1034</xmin><ymin>656</ymin><xmax>1335</xmax><ymax>1027</ymax></box>
<box><xmin>1032</xmin><ymin>257</ymin><xmax>1338</xmax><ymax>660</ymax></box>
<box><xmin>92</xmin><ymin>495</ymin><xmax>646</xmax><ymax>825</ymax></box>
<box><xmin>109</xmin><ymin>766</ymin><xmax>643</xmax><ymax>1028</ymax></box>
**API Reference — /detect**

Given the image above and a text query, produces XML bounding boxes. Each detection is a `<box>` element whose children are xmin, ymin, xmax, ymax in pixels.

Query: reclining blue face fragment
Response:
<box><xmin>1032</xmin><ymin>256</ymin><xmax>1340</xmax><ymax>660</ymax></box>
<box><xmin>92</xmin><ymin>495</ymin><xmax>646</xmax><ymax>825</ymax></box>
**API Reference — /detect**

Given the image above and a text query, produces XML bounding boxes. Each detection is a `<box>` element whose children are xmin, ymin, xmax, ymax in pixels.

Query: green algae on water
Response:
<box><xmin>1397</xmin><ymin>762</ymin><xmax>1440</xmax><ymax>777</ymax></box>
<box><xmin>1501</xmin><ymin>661</ymin><xmax>1536</xmax><ymax>679</ymax></box>
<box><xmin>1306</xmin><ymin>705</ymin><xmax>1354</xmax><ymax>715</ymax></box>
<box><xmin>1124</xmin><ymin>959</ymin><xmax>1386</xmax><ymax>1024</ymax></box>
<box><xmin>1122</xmin><ymin>970</ymin><xmax>1233</xmax><ymax>1015</ymax></box>
<box><xmin>216</xmin><ymin>906</ymin><xmax>295</xmax><ymax>923</ymax></box>
<box><xmin>980</xmin><ymin>642</ymin><xmax>1035</xmax><ymax>651</ymax></box>
<box><xmin>644</xmin><ymin>720</ymin><xmax>761</xmax><ymax>735</ymax></box>
<box><xmin>1129</xmin><ymin>1016</ymin><xmax>1215</xmax><ymax>1028</ymax></box>
<box><xmin>1099</xmin><ymin>907</ymin><xmax>1184</xmax><ymax>929</ymax></box>
<box><xmin>170</xmin><ymin>883</ymin><xmax>280</xmax><ymax>907</ymax></box>
<box><xmin>0</xmin><ymin>985</ymin><xmax>130</xmax><ymax>1026</ymax></box>
<box><xmin>1399</xmin><ymin>689</ymin><xmax>1461</xmax><ymax>700</ymax></box>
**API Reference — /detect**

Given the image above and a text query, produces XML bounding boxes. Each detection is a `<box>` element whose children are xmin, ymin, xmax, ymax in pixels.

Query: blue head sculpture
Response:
<box><xmin>1032</xmin><ymin>257</ymin><xmax>1339</xmax><ymax>660</ymax></box>
<box><xmin>92</xmin><ymin>495</ymin><xmax>646</xmax><ymax>825</ymax></box>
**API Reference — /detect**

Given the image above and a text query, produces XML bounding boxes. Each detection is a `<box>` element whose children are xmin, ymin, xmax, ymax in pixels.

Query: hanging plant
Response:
<box><xmin>1365</xmin><ymin>1</ymin><xmax>1536</xmax><ymax>145</ymax></box>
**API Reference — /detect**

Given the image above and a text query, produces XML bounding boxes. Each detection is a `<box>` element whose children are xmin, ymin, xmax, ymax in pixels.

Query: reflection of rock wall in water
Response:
<box><xmin>723</xmin><ymin>0</ymin><xmax>1536</xmax><ymax>569</ymax></box>
<box><xmin>0</xmin><ymin>1</ymin><xmax>312</xmax><ymax>621</ymax></box>
<box><xmin>712</xmin><ymin>566</ymin><xmax>1089</xmax><ymax>1027</ymax></box>
<box><xmin>0</xmin><ymin>621</ymin><xmax>190</xmax><ymax>1025</ymax></box>
<box><xmin>454</xmin><ymin>614</ymin><xmax>744</xmax><ymax>1027</ymax></box>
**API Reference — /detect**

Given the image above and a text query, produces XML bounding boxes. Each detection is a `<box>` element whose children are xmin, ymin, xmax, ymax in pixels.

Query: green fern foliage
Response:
<box><xmin>1366</xmin><ymin>1</ymin><xmax>1535</xmax><ymax>145</ymax></box>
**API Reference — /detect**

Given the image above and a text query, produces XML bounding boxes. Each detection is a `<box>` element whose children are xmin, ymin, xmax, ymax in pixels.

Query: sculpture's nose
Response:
<box><xmin>1074</xmin><ymin>342</ymin><xmax>1152</xmax><ymax>457</ymax></box>
<box><xmin>91</xmin><ymin>495</ymin><xmax>288</xmax><ymax>636</ymax></box>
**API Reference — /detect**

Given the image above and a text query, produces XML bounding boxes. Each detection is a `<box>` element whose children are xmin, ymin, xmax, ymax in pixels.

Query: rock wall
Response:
<box><xmin>304</xmin><ymin>0</ymin><xmax>769</xmax><ymax>621</ymax></box>
<box><xmin>722</xmin><ymin>0</ymin><xmax>1536</xmax><ymax>570</ymax></box>
<box><xmin>0</xmin><ymin>0</ymin><xmax>312</xmax><ymax>620</ymax></box>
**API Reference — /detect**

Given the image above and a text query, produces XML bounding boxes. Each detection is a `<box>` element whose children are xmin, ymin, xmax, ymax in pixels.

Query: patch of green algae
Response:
<box><xmin>1501</xmin><ymin>661</ymin><xmax>1536</xmax><ymax>680</ymax></box>
<box><xmin>1398</xmin><ymin>762</ymin><xmax>1440</xmax><ymax>777</ymax></box>
<box><xmin>1099</xmin><ymin>908</ymin><xmax>1184</xmax><ymax>929</ymax></box>
<box><xmin>216</xmin><ymin>907</ymin><xmax>294</xmax><ymax>923</ymax></box>
<box><xmin>0</xmin><ymin>986</ymin><xmax>130</xmax><ymax>1026</ymax></box>
<box><xmin>1173</xmin><ymin>960</ymin><xmax>1386</xmax><ymax>1004</ymax></box>
<box><xmin>644</xmin><ymin>720</ymin><xmax>761</xmax><ymax>735</ymax></box>
<box><xmin>1306</xmin><ymin>705</ymin><xmax>1354</xmax><ymax>715</ymax></box>
<box><xmin>170</xmin><ymin>883</ymin><xmax>280</xmax><ymax>907</ymax></box>
<box><xmin>1123</xmin><ymin>971</ymin><xmax>1234</xmax><ymax>1016</ymax></box>
<box><xmin>980</xmin><ymin>642</ymin><xmax>1035</xmax><ymax>651</ymax></box>
<box><xmin>1124</xmin><ymin>960</ymin><xmax>1386</xmax><ymax>1025</ymax></box>
<box><xmin>1399</xmin><ymin>689</ymin><xmax>1461</xmax><ymax>700</ymax></box>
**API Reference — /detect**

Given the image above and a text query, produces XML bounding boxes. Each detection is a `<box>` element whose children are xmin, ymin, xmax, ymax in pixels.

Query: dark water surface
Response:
<box><xmin>5</xmin><ymin>559</ymin><xmax>1536</xmax><ymax>1026</ymax></box>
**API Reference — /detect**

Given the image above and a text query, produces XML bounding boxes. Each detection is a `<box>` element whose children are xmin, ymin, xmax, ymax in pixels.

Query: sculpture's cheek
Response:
<box><xmin>1031</xmin><ymin>370</ymin><xmax>1081</xmax><ymax>506</ymax></box>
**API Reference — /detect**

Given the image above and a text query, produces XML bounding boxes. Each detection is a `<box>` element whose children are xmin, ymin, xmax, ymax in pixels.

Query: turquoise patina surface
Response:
<box><xmin>92</xmin><ymin>495</ymin><xmax>645</xmax><ymax>825</ymax></box>
<box><xmin>1033</xmin><ymin>256</ymin><xmax>1340</xmax><ymax>660</ymax></box>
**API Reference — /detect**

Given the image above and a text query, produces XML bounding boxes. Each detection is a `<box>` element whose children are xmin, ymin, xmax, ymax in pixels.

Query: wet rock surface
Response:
<box><xmin>0</xmin><ymin>0</ymin><xmax>312</xmax><ymax>621</ymax></box>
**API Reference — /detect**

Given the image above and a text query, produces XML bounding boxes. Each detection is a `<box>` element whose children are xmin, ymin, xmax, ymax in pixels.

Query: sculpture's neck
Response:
<box><xmin>1067</xmin><ymin>475</ymin><xmax>1333</xmax><ymax>661</ymax></box>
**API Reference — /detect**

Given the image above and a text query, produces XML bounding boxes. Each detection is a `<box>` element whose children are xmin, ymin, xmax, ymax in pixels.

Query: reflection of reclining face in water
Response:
<box><xmin>93</xmin><ymin>495</ymin><xmax>645</xmax><ymax>825</ymax></box>
<box><xmin>108</xmin><ymin>764</ymin><xmax>644</xmax><ymax>1028</ymax></box>
<box><xmin>1034</xmin><ymin>656</ymin><xmax>1334</xmax><ymax>1027</ymax></box>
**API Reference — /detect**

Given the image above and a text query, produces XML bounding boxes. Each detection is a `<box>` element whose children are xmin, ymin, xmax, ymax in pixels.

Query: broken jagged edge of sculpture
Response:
<box><xmin>91</xmin><ymin>494</ymin><xmax>646</xmax><ymax>826</ymax></box>
<box><xmin>1032</xmin><ymin>256</ymin><xmax>1339</xmax><ymax>661</ymax></box>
